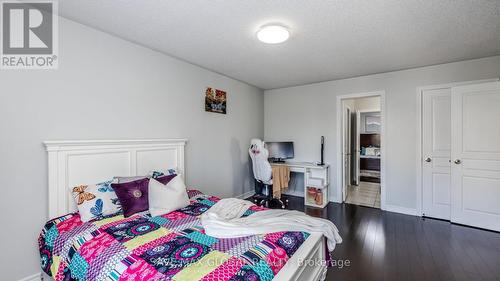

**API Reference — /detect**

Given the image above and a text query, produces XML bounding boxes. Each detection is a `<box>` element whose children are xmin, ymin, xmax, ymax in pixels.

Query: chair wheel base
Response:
<box><xmin>252</xmin><ymin>194</ymin><xmax>288</xmax><ymax>209</ymax></box>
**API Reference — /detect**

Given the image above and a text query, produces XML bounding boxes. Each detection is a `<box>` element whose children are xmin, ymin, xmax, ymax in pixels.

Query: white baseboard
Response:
<box><xmin>235</xmin><ymin>190</ymin><xmax>254</xmax><ymax>199</ymax></box>
<box><xmin>18</xmin><ymin>273</ymin><xmax>41</xmax><ymax>281</ymax></box>
<box><xmin>383</xmin><ymin>204</ymin><xmax>419</xmax><ymax>216</ymax></box>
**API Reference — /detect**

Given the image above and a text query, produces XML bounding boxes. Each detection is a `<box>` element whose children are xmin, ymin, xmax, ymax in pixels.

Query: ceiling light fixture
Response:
<box><xmin>257</xmin><ymin>25</ymin><xmax>290</xmax><ymax>44</ymax></box>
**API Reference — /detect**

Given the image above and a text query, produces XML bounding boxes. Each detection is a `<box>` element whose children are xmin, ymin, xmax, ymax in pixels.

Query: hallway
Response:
<box><xmin>345</xmin><ymin>181</ymin><xmax>380</xmax><ymax>208</ymax></box>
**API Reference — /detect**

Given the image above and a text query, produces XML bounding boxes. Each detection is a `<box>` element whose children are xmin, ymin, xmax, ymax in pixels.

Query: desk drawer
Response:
<box><xmin>306</xmin><ymin>177</ymin><xmax>325</xmax><ymax>188</ymax></box>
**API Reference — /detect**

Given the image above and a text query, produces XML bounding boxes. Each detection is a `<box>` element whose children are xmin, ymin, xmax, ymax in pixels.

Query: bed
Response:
<box><xmin>40</xmin><ymin>139</ymin><xmax>328</xmax><ymax>281</ymax></box>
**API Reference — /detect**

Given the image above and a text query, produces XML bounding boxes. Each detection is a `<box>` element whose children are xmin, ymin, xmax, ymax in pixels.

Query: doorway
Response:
<box><xmin>337</xmin><ymin>91</ymin><xmax>385</xmax><ymax>209</ymax></box>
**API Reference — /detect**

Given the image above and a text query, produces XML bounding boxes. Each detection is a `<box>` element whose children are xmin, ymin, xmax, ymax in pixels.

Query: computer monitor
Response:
<box><xmin>265</xmin><ymin>142</ymin><xmax>294</xmax><ymax>162</ymax></box>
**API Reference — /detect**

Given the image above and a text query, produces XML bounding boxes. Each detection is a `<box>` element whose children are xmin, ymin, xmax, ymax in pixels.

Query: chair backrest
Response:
<box><xmin>249</xmin><ymin>139</ymin><xmax>272</xmax><ymax>184</ymax></box>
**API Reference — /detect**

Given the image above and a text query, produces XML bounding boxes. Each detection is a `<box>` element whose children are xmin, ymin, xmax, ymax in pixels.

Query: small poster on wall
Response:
<box><xmin>205</xmin><ymin>87</ymin><xmax>227</xmax><ymax>114</ymax></box>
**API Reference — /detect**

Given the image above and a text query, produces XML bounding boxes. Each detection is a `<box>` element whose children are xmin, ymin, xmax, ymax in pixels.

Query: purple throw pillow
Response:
<box><xmin>156</xmin><ymin>174</ymin><xmax>177</xmax><ymax>185</ymax></box>
<box><xmin>111</xmin><ymin>178</ymin><xmax>150</xmax><ymax>217</ymax></box>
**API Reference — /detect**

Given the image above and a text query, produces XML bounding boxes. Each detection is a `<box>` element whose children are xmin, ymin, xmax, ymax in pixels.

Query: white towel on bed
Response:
<box><xmin>201</xmin><ymin>198</ymin><xmax>342</xmax><ymax>251</ymax></box>
<box><xmin>205</xmin><ymin>198</ymin><xmax>255</xmax><ymax>220</ymax></box>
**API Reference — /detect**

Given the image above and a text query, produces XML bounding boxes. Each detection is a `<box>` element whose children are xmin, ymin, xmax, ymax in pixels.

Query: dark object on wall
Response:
<box><xmin>319</xmin><ymin>136</ymin><xmax>325</xmax><ymax>166</ymax></box>
<box><xmin>205</xmin><ymin>87</ymin><xmax>227</xmax><ymax>114</ymax></box>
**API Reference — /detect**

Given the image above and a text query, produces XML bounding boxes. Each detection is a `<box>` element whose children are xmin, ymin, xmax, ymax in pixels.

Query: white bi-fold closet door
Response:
<box><xmin>422</xmin><ymin>88</ymin><xmax>452</xmax><ymax>220</ymax></box>
<box><xmin>423</xmin><ymin>81</ymin><xmax>500</xmax><ymax>232</ymax></box>
<box><xmin>451</xmin><ymin>82</ymin><xmax>500</xmax><ymax>231</ymax></box>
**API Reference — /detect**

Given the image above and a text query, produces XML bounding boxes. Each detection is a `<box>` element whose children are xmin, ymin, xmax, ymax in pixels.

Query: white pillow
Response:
<box><xmin>148</xmin><ymin>176</ymin><xmax>190</xmax><ymax>217</ymax></box>
<box><xmin>70</xmin><ymin>180</ymin><xmax>121</xmax><ymax>222</ymax></box>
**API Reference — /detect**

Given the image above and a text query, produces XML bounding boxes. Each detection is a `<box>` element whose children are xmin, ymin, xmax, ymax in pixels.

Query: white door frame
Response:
<box><xmin>415</xmin><ymin>78</ymin><xmax>499</xmax><ymax>216</ymax></box>
<box><xmin>336</xmin><ymin>90</ymin><xmax>386</xmax><ymax>210</ymax></box>
<box><xmin>341</xmin><ymin>103</ymin><xmax>353</xmax><ymax>202</ymax></box>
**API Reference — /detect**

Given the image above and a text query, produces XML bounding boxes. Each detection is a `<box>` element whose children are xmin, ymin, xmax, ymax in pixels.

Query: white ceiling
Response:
<box><xmin>59</xmin><ymin>0</ymin><xmax>500</xmax><ymax>90</ymax></box>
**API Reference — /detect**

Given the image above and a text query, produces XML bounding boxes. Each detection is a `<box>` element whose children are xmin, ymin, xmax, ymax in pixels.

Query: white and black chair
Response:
<box><xmin>249</xmin><ymin>139</ymin><xmax>285</xmax><ymax>208</ymax></box>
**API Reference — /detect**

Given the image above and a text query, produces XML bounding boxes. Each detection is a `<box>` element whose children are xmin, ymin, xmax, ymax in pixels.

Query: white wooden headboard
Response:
<box><xmin>44</xmin><ymin>139</ymin><xmax>187</xmax><ymax>219</ymax></box>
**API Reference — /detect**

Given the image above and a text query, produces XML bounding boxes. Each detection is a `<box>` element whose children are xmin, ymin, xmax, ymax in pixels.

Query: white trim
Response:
<box><xmin>335</xmin><ymin>91</ymin><xmax>386</xmax><ymax>211</ymax></box>
<box><xmin>384</xmin><ymin>204</ymin><xmax>418</xmax><ymax>216</ymax></box>
<box><xmin>17</xmin><ymin>273</ymin><xmax>41</xmax><ymax>281</ymax></box>
<box><xmin>341</xmin><ymin>103</ymin><xmax>353</xmax><ymax>202</ymax></box>
<box><xmin>415</xmin><ymin>78</ymin><xmax>499</xmax><ymax>216</ymax></box>
<box><xmin>415</xmin><ymin>78</ymin><xmax>499</xmax><ymax>92</ymax></box>
<box><xmin>44</xmin><ymin>139</ymin><xmax>187</xmax><ymax>219</ymax></box>
<box><xmin>44</xmin><ymin>139</ymin><xmax>188</xmax><ymax>151</ymax></box>
<box><xmin>357</xmin><ymin>109</ymin><xmax>379</xmax><ymax>113</ymax></box>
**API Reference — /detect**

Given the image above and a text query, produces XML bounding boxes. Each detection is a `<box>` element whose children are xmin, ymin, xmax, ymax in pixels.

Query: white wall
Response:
<box><xmin>265</xmin><ymin>56</ymin><xmax>500</xmax><ymax>211</ymax></box>
<box><xmin>0</xmin><ymin>18</ymin><xmax>263</xmax><ymax>281</ymax></box>
<box><xmin>354</xmin><ymin>96</ymin><xmax>381</xmax><ymax>112</ymax></box>
<box><xmin>342</xmin><ymin>96</ymin><xmax>381</xmax><ymax>113</ymax></box>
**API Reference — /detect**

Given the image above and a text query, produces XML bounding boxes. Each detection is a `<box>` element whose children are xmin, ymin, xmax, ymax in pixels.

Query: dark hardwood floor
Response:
<box><xmin>281</xmin><ymin>195</ymin><xmax>500</xmax><ymax>281</ymax></box>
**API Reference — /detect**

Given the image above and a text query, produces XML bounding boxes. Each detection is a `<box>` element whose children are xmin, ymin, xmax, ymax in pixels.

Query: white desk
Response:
<box><xmin>270</xmin><ymin>161</ymin><xmax>330</xmax><ymax>208</ymax></box>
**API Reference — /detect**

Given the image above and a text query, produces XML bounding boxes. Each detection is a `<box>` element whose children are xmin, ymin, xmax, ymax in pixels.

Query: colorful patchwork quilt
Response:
<box><xmin>39</xmin><ymin>190</ymin><xmax>310</xmax><ymax>281</ymax></box>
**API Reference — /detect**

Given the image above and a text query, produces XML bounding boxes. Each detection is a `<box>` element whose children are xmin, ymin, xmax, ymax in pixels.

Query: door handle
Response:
<box><xmin>425</xmin><ymin>157</ymin><xmax>432</xmax><ymax>162</ymax></box>
<box><xmin>454</xmin><ymin>159</ymin><xmax>461</xmax><ymax>164</ymax></box>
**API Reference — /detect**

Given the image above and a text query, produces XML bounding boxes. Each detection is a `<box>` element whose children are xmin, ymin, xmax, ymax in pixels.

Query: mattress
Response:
<box><xmin>39</xmin><ymin>190</ymin><xmax>310</xmax><ymax>281</ymax></box>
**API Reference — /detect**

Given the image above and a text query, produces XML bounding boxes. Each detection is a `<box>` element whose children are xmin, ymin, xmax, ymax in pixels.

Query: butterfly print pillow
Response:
<box><xmin>70</xmin><ymin>180</ymin><xmax>122</xmax><ymax>222</ymax></box>
<box><xmin>149</xmin><ymin>168</ymin><xmax>177</xmax><ymax>179</ymax></box>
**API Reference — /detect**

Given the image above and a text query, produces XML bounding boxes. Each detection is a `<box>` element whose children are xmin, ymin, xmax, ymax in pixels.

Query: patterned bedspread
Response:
<box><xmin>39</xmin><ymin>190</ymin><xmax>310</xmax><ymax>281</ymax></box>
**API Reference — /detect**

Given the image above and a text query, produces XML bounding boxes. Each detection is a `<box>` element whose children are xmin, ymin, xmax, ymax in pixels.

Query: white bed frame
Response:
<box><xmin>43</xmin><ymin>139</ymin><xmax>327</xmax><ymax>281</ymax></box>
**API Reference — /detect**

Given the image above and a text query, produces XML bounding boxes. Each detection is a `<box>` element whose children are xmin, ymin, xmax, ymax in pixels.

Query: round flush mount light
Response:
<box><xmin>257</xmin><ymin>25</ymin><xmax>290</xmax><ymax>44</ymax></box>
